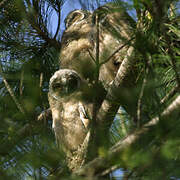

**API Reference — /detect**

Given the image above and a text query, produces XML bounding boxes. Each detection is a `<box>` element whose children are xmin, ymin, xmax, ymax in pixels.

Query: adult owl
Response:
<box><xmin>48</xmin><ymin>3</ymin><xmax>134</xmax><ymax>172</ymax></box>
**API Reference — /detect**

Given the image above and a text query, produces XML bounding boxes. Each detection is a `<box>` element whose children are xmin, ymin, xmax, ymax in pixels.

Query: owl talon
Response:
<box><xmin>78</xmin><ymin>102</ymin><xmax>89</xmax><ymax>129</ymax></box>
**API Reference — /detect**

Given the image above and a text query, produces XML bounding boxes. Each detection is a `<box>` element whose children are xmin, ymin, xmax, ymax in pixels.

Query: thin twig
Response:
<box><xmin>170</xmin><ymin>53</ymin><xmax>180</xmax><ymax>87</ymax></box>
<box><xmin>20</xmin><ymin>70</ymin><xmax>24</xmax><ymax>96</ymax></box>
<box><xmin>89</xmin><ymin>13</ymin><xmax>101</xmax><ymax>158</ymax></box>
<box><xmin>92</xmin><ymin>13</ymin><xmax>101</xmax><ymax>121</ymax></box>
<box><xmin>76</xmin><ymin>95</ymin><xmax>180</xmax><ymax>176</ymax></box>
<box><xmin>87</xmin><ymin>49</ymin><xmax>96</xmax><ymax>62</ymax></box>
<box><xmin>95</xmin><ymin>13</ymin><xmax>100</xmax><ymax>80</ymax></box>
<box><xmin>98</xmin><ymin>165</ymin><xmax>119</xmax><ymax>177</ymax></box>
<box><xmin>160</xmin><ymin>85</ymin><xmax>179</xmax><ymax>105</ymax></box>
<box><xmin>166</xmin><ymin>43</ymin><xmax>180</xmax><ymax>87</ymax></box>
<box><xmin>100</xmin><ymin>37</ymin><xmax>135</xmax><ymax>66</ymax></box>
<box><xmin>122</xmin><ymin>170</ymin><xmax>134</xmax><ymax>180</ymax></box>
<box><xmin>137</xmin><ymin>75</ymin><xmax>146</xmax><ymax>127</ymax></box>
<box><xmin>137</xmin><ymin>57</ymin><xmax>150</xmax><ymax>128</ymax></box>
<box><xmin>164</xmin><ymin>29</ymin><xmax>180</xmax><ymax>86</ymax></box>
<box><xmin>53</xmin><ymin>4</ymin><xmax>61</xmax><ymax>40</ymax></box>
<box><xmin>0</xmin><ymin>63</ymin><xmax>25</xmax><ymax>114</ymax></box>
<box><xmin>40</xmin><ymin>72</ymin><xmax>43</xmax><ymax>88</ymax></box>
<box><xmin>118</xmin><ymin>108</ymin><xmax>128</xmax><ymax>135</ymax></box>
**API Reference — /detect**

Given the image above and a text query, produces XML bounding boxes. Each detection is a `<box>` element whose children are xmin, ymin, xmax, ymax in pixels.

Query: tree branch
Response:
<box><xmin>0</xmin><ymin>123</ymin><xmax>33</xmax><ymax>156</ymax></box>
<box><xmin>0</xmin><ymin>113</ymin><xmax>52</xmax><ymax>156</ymax></box>
<box><xmin>53</xmin><ymin>4</ymin><xmax>61</xmax><ymax>40</ymax></box>
<box><xmin>0</xmin><ymin>63</ymin><xmax>25</xmax><ymax>114</ymax></box>
<box><xmin>100</xmin><ymin>37</ymin><xmax>135</xmax><ymax>66</ymax></box>
<box><xmin>25</xmin><ymin>1</ymin><xmax>61</xmax><ymax>50</ymax></box>
<box><xmin>160</xmin><ymin>85</ymin><xmax>179</xmax><ymax>105</ymax></box>
<box><xmin>76</xmin><ymin>94</ymin><xmax>180</xmax><ymax>176</ymax></box>
<box><xmin>29</xmin><ymin>21</ymin><xmax>61</xmax><ymax>50</ymax></box>
<box><xmin>141</xmin><ymin>0</ymin><xmax>174</xmax><ymax>22</ymax></box>
<box><xmin>97</xmin><ymin>45</ymin><xmax>136</xmax><ymax>126</ymax></box>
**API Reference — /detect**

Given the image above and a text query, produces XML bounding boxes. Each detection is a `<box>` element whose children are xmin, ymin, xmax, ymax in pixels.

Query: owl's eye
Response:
<box><xmin>52</xmin><ymin>77</ymin><xmax>78</xmax><ymax>95</ymax></box>
<box><xmin>67</xmin><ymin>75</ymin><xmax>79</xmax><ymax>93</ymax></box>
<box><xmin>52</xmin><ymin>83</ymin><xmax>63</xmax><ymax>91</ymax></box>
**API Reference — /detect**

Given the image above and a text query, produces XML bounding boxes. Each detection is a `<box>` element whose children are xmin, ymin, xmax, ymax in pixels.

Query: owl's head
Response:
<box><xmin>65</xmin><ymin>9</ymin><xmax>91</xmax><ymax>29</ymax></box>
<box><xmin>49</xmin><ymin>69</ymin><xmax>81</xmax><ymax>100</ymax></box>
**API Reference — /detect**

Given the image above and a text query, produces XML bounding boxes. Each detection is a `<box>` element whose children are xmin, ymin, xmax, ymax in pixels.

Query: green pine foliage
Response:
<box><xmin>0</xmin><ymin>0</ymin><xmax>180</xmax><ymax>179</ymax></box>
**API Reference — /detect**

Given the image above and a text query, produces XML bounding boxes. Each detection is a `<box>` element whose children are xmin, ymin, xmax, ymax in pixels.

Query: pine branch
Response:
<box><xmin>141</xmin><ymin>0</ymin><xmax>175</xmax><ymax>22</ymax></box>
<box><xmin>100</xmin><ymin>37</ymin><xmax>135</xmax><ymax>66</ymax></box>
<box><xmin>25</xmin><ymin>1</ymin><xmax>61</xmax><ymax>50</ymax></box>
<box><xmin>76</xmin><ymin>94</ymin><xmax>180</xmax><ymax>177</ymax></box>
<box><xmin>0</xmin><ymin>121</ymin><xmax>46</xmax><ymax>156</ymax></box>
<box><xmin>0</xmin><ymin>63</ymin><xmax>25</xmax><ymax>114</ymax></box>
<box><xmin>53</xmin><ymin>4</ymin><xmax>61</xmax><ymax>40</ymax></box>
<box><xmin>97</xmin><ymin>45</ymin><xmax>136</xmax><ymax>126</ymax></box>
<box><xmin>160</xmin><ymin>85</ymin><xmax>179</xmax><ymax>105</ymax></box>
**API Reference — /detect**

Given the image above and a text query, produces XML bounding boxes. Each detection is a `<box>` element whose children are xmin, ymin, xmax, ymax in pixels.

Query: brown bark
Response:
<box><xmin>76</xmin><ymin>95</ymin><xmax>180</xmax><ymax>177</ymax></box>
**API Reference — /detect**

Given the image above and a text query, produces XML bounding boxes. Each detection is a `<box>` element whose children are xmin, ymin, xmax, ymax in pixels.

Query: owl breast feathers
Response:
<box><xmin>60</xmin><ymin>4</ymin><xmax>133</xmax><ymax>88</ymax></box>
<box><xmin>48</xmin><ymin>3</ymin><xmax>134</xmax><ymax>171</ymax></box>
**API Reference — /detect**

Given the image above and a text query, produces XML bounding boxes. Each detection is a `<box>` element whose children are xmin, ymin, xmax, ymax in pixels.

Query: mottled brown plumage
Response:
<box><xmin>48</xmin><ymin>3</ymin><xmax>134</xmax><ymax>171</ymax></box>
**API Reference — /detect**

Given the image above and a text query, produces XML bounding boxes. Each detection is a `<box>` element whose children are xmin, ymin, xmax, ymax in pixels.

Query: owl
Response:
<box><xmin>48</xmin><ymin>3</ymin><xmax>134</xmax><ymax>171</ymax></box>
